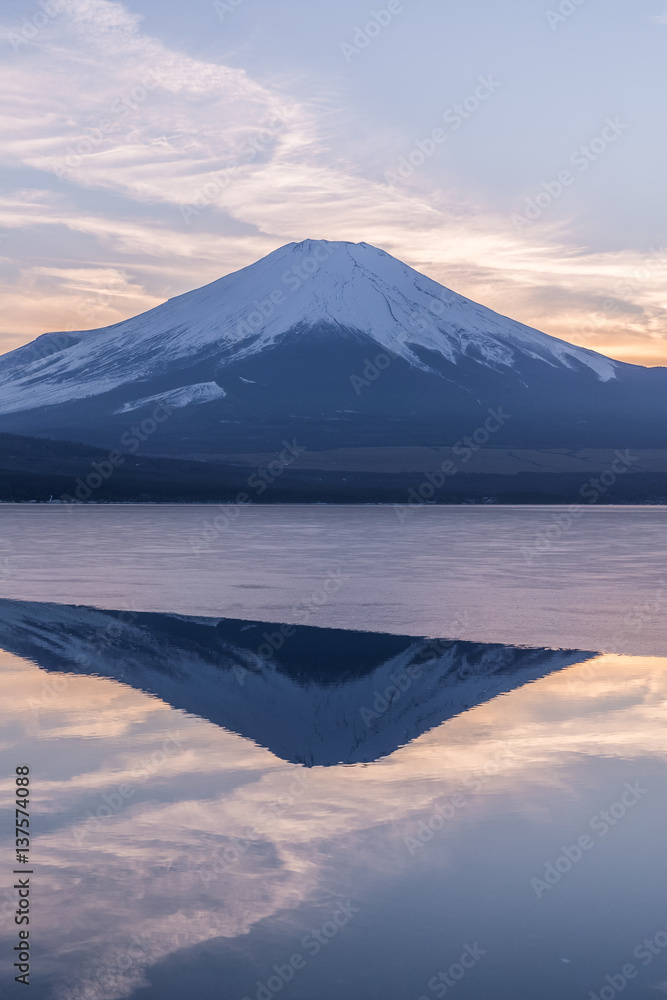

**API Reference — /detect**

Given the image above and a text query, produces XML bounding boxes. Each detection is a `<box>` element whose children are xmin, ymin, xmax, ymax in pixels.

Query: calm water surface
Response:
<box><xmin>0</xmin><ymin>505</ymin><xmax>665</xmax><ymax>999</ymax></box>
<box><xmin>0</xmin><ymin>504</ymin><xmax>666</xmax><ymax>653</ymax></box>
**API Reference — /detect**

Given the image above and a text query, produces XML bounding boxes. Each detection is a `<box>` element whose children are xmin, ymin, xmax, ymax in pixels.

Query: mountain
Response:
<box><xmin>0</xmin><ymin>599</ymin><xmax>596</xmax><ymax>765</ymax></box>
<box><xmin>0</xmin><ymin>240</ymin><xmax>665</xmax><ymax>468</ymax></box>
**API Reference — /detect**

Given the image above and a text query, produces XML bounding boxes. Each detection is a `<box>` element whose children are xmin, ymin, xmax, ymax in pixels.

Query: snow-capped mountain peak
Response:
<box><xmin>0</xmin><ymin>239</ymin><xmax>617</xmax><ymax>417</ymax></box>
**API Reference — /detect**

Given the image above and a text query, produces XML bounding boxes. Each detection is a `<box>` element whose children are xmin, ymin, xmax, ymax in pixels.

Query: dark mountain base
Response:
<box><xmin>1</xmin><ymin>433</ymin><xmax>665</xmax><ymax>504</ymax></box>
<box><xmin>2</xmin><ymin>327</ymin><xmax>667</xmax><ymax>456</ymax></box>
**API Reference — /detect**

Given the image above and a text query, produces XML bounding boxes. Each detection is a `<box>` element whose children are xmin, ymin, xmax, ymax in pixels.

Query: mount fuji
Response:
<box><xmin>0</xmin><ymin>240</ymin><xmax>665</xmax><ymax>499</ymax></box>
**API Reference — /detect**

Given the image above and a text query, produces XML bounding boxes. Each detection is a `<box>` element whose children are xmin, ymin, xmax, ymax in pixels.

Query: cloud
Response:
<box><xmin>2</xmin><ymin>0</ymin><xmax>299</xmax><ymax>205</ymax></box>
<box><xmin>0</xmin><ymin>0</ymin><xmax>666</xmax><ymax>364</ymax></box>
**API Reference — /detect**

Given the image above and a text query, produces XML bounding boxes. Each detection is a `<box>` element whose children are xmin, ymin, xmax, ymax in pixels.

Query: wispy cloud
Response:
<box><xmin>1</xmin><ymin>0</ymin><xmax>666</xmax><ymax>364</ymax></box>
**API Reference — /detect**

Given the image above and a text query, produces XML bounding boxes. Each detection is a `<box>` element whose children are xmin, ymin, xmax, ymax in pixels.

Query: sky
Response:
<box><xmin>1</xmin><ymin>0</ymin><xmax>666</xmax><ymax>364</ymax></box>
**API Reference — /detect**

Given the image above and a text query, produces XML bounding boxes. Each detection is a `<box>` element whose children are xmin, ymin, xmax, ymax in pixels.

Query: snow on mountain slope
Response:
<box><xmin>0</xmin><ymin>240</ymin><xmax>617</xmax><ymax>416</ymax></box>
<box><xmin>116</xmin><ymin>381</ymin><xmax>226</xmax><ymax>414</ymax></box>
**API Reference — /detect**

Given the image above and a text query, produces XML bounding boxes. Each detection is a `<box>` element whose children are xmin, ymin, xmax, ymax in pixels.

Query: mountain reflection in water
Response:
<box><xmin>2</xmin><ymin>601</ymin><xmax>667</xmax><ymax>1000</ymax></box>
<box><xmin>0</xmin><ymin>599</ymin><xmax>596</xmax><ymax>765</ymax></box>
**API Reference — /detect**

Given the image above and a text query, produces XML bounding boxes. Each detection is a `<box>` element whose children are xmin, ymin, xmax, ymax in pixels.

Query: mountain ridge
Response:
<box><xmin>0</xmin><ymin>240</ymin><xmax>665</xmax><ymax>468</ymax></box>
<box><xmin>0</xmin><ymin>240</ymin><xmax>621</xmax><ymax>417</ymax></box>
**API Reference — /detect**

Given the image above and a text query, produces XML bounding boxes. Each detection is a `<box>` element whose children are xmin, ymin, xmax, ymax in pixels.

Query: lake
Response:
<box><xmin>0</xmin><ymin>505</ymin><xmax>666</xmax><ymax>1000</ymax></box>
<box><xmin>0</xmin><ymin>504</ymin><xmax>666</xmax><ymax>653</ymax></box>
